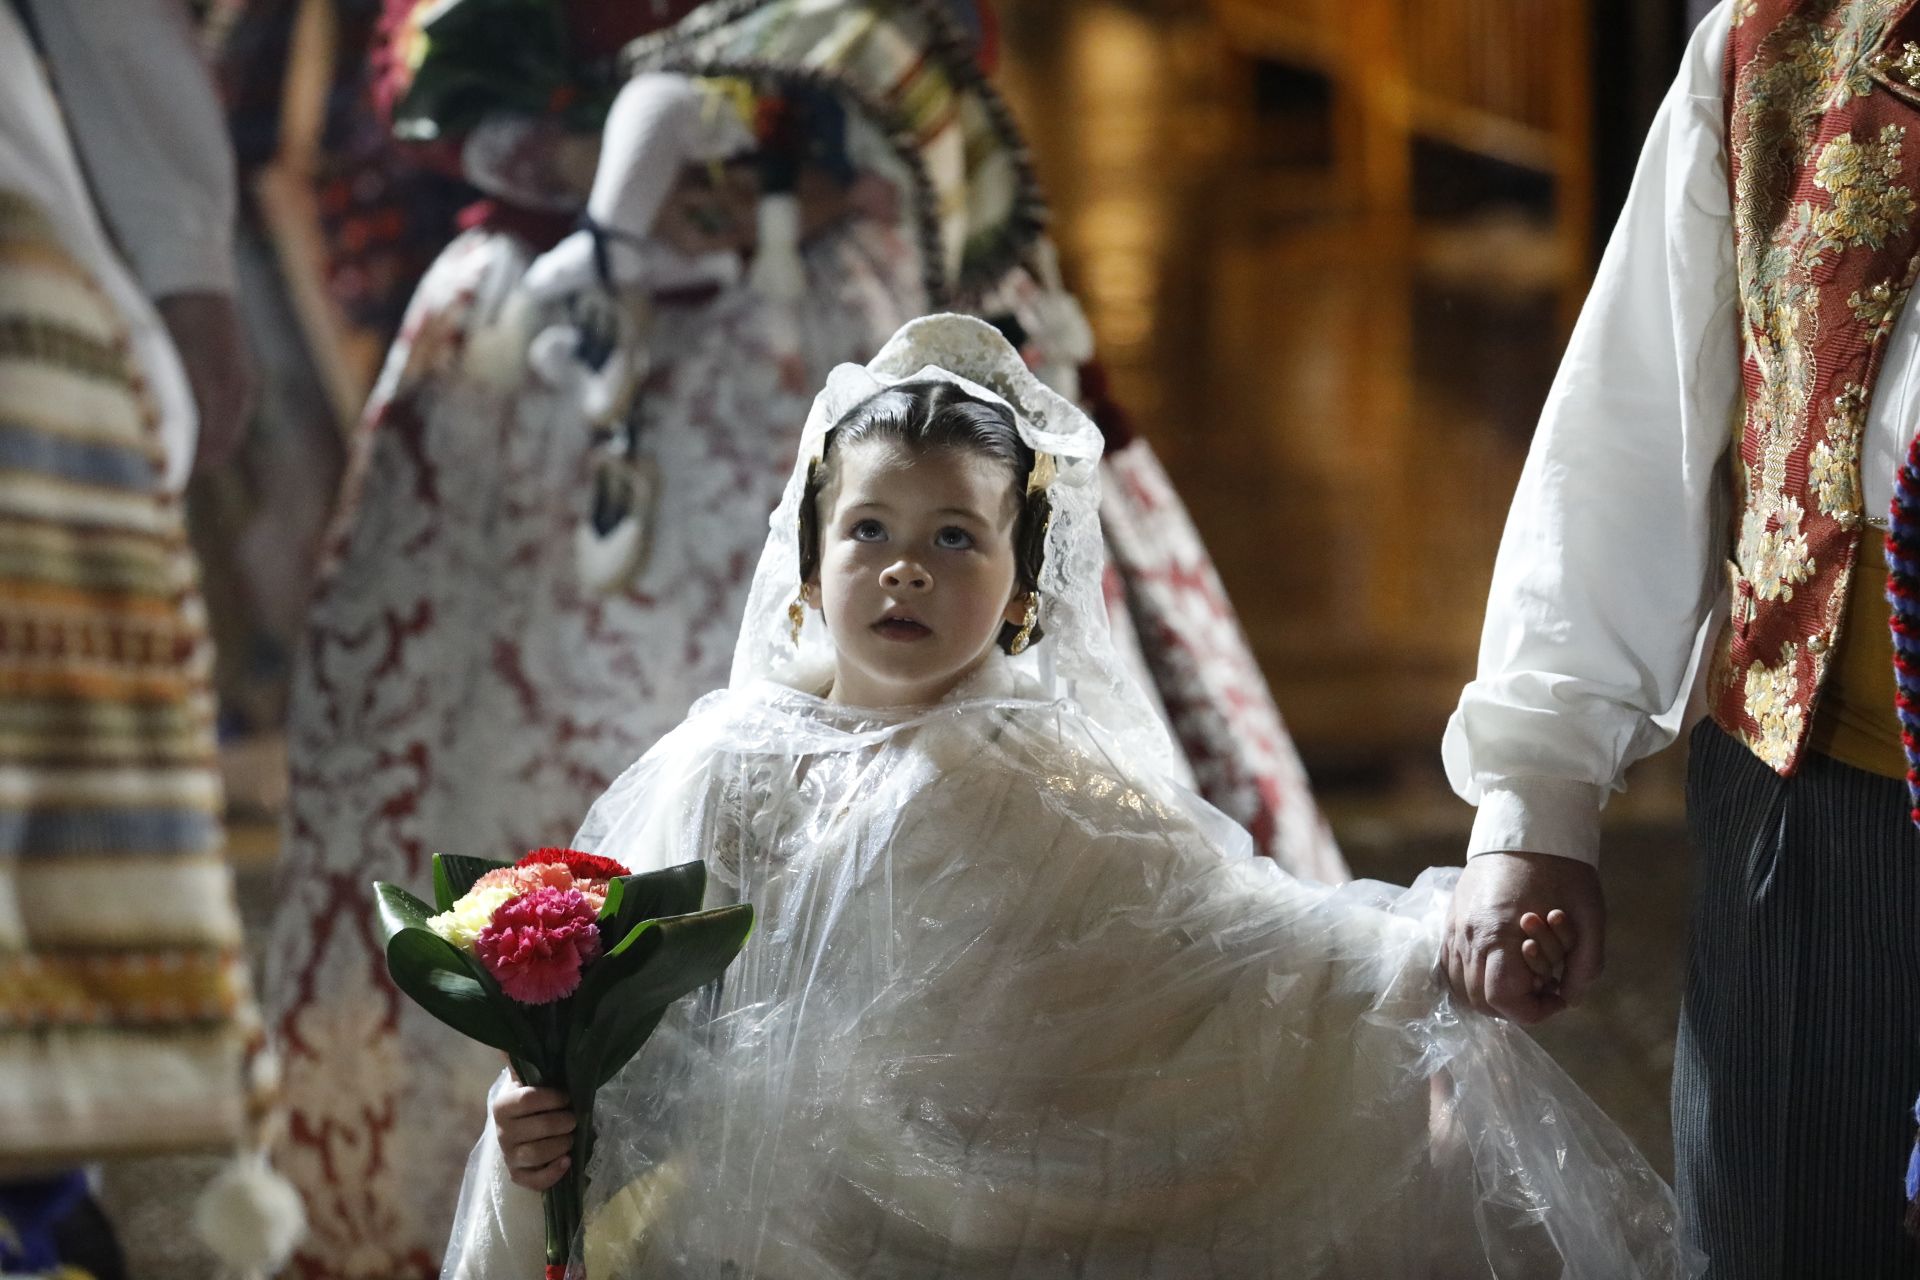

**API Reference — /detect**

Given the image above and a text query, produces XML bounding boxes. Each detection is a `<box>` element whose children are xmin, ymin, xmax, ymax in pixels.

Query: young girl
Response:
<box><xmin>445</xmin><ymin>314</ymin><xmax>1700</xmax><ymax>1278</ymax></box>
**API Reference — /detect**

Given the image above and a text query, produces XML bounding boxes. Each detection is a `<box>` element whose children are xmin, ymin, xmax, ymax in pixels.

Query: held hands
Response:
<box><xmin>493</xmin><ymin>1080</ymin><xmax>576</xmax><ymax>1192</ymax></box>
<box><xmin>1441</xmin><ymin>850</ymin><xmax>1605</xmax><ymax>1025</ymax></box>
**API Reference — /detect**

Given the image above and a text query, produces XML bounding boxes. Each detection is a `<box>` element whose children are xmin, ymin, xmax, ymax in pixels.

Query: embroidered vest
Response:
<box><xmin>1711</xmin><ymin>0</ymin><xmax>1920</xmax><ymax>774</ymax></box>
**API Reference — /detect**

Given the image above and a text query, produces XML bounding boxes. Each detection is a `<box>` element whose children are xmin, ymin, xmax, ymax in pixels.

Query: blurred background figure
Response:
<box><xmin>0</xmin><ymin>0</ymin><xmax>292</xmax><ymax>1275</ymax></box>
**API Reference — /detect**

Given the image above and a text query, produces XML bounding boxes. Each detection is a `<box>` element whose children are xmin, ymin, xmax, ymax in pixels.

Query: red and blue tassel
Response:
<box><xmin>1886</xmin><ymin>434</ymin><xmax>1920</xmax><ymax>1235</ymax></box>
<box><xmin>1907</xmin><ymin>1092</ymin><xmax>1920</xmax><ymax>1238</ymax></box>
<box><xmin>1886</xmin><ymin>433</ymin><xmax>1920</xmax><ymax>826</ymax></box>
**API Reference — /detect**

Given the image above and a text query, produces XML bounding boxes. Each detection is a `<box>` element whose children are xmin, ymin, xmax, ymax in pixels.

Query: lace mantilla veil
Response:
<box><xmin>730</xmin><ymin>313</ymin><xmax>1175</xmax><ymax>761</ymax></box>
<box><xmin>445</xmin><ymin>315</ymin><xmax>1702</xmax><ymax>1280</ymax></box>
<box><xmin>565</xmin><ymin>311</ymin><xmax>1185</xmax><ymax>870</ymax></box>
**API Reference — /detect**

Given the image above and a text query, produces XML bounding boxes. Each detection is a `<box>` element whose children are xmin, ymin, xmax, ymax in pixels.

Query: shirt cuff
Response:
<box><xmin>1465</xmin><ymin>776</ymin><xmax>1604</xmax><ymax>867</ymax></box>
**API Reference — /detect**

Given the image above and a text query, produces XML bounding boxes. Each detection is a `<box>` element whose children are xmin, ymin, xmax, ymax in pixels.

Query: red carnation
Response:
<box><xmin>516</xmin><ymin>848</ymin><xmax>631</xmax><ymax>881</ymax></box>
<box><xmin>473</xmin><ymin>887</ymin><xmax>603</xmax><ymax>1004</ymax></box>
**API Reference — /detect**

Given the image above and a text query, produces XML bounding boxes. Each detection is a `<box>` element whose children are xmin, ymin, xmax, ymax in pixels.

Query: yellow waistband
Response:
<box><xmin>1808</xmin><ymin>535</ymin><xmax>1907</xmax><ymax>779</ymax></box>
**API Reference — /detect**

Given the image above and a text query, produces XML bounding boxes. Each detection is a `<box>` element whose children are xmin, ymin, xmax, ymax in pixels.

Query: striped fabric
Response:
<box><xmin>0</xmin><ymin>190</ymin><xmax>257</xmax><ymax>1171</ymax></box>
<box><xmin>1676</xmin><ymin>719</ymin><xmax>1920</xmax><ymax>1277</ymax></box>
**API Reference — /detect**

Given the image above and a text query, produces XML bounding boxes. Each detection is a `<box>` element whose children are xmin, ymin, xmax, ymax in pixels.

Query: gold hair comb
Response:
<box><xmin>1026</xmin><ymin>453</ymin><xmax>1057</xmax><ymax>496</ymax></box>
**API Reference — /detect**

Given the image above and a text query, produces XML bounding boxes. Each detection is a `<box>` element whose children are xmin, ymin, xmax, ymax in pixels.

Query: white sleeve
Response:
<box><xmin>1440</xmin><ymin>0</ymin><xmax>1739</xmax><ymax>867</ymax></box>
<box><xmin>442</xmin><ymin>1070</ymin><xmax>546</xmax><ymax>1280</ymax></box>
<box><xmin>22</xmin><ymin>0</ymin><xmax>236</xmax><ymax>298</ymax></box>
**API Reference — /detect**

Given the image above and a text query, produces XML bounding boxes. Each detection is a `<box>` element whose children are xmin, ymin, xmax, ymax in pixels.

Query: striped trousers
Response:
<box><xmin>1677</xmin><ymin>720</ymin><xmax>1920</xmax><ymax>1278</ymax></box>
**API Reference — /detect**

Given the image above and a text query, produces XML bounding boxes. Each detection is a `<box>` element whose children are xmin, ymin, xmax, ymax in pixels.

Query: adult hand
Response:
<box><xmin>156</xmin><ymin>291</ymin><xmax>254</xmax><ymax>475</ymax></box>
<box><xmin>1441</xmin><ymin>850</ymin><xmax>1605</xmax><ymax>1025</ymax></box>
<box><xmin>492</xmin><ymin>1081</ymin><xmax>575</xmax><ymax>1192</ymax></box>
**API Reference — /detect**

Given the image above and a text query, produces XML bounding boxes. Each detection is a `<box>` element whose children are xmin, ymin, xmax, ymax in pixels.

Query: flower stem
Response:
<box><xmin>543</xmin><ymin>1165</ymin><xmax>583</xmax><ymax>1273</ymax></box>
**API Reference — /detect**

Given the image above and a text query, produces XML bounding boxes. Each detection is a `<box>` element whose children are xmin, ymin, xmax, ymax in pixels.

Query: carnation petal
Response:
<box><xmin>473</xmin><ymin>886</ymin><xmax>604</xmax><ymax>1005</ymax></box>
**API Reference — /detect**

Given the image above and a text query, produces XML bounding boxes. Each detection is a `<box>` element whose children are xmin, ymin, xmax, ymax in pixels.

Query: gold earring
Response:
<box><xmin>1009</xmin><ymin>593</ymin><xmax>1039</xmax><ymax>655</ymax></box>
<box><xmin>788</xmin><ymin>594</ymin><xmax>807</xmax><ymax>645</ymax></box>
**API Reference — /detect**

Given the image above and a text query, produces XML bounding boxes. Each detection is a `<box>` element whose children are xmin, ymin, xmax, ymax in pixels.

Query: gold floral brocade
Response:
<box><xmin>1713</xmin><ymin>0</ymin><xmax>1920</xmax><ymax>776</ymax></box>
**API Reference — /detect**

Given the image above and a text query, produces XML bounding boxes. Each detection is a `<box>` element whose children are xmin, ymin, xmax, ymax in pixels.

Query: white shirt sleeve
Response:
<box><xmin>1441</xmin><ymin>0</ymin><xmax>1740</xmax><ymax>867</ymax></box>
<box><xmin>22</xmin><ymin>0</ymin><xmax>236</xmax><ymax>299</ymax></box>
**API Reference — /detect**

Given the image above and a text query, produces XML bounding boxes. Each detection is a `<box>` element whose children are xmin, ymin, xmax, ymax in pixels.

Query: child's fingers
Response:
<box><xmin>1518</xmin><ymin>912</ymin><xmax>1568</xmax><ymax>974</ymax></box>
<box><xmin>1519</xmin><ymin>937</ymin><xmax>1557</xmax><ymax>980</ymax></box>
<box><xmin>508</xmin><ymin>1154</ymin><xmax>572</xmax><ymax>1192</ymax></box>
<box><xmin>496</xmin><ymin>1084</ymin><xmax>572</xmax><ymax>1119</ymax></box>
<box><xmin>502</xmin><ymin>1107</ymin><xmax>577</xmax><ymax>1145</ymax></box>
<box><xmin>509</xmin><ymin>1133</ymin><xmax>576</xmax><ymax>1171</ymax></box>
<box><xmin>1545</xmin><ymin>908</ymin><xmax>1577</xmax><ymax>951</ymax></box>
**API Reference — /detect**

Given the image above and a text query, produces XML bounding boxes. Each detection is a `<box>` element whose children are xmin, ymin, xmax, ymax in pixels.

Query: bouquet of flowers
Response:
<box><xmin>374</xmin><ymin>849</ymin><xmax>752</xmax><ymax>1277</ymax></box>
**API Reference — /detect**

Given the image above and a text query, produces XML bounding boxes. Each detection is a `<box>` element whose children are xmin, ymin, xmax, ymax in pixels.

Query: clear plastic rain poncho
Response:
<box><xmin>444</xmin><ymin>315</ymin><xmax>1703</xmax><ymax>1279</ymax></box>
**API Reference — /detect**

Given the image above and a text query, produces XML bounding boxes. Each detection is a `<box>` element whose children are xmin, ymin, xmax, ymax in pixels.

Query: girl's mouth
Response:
<box><xmin>872</xmin><ymin>616</ymin><xmax>932</xmax><ymax>642</ymax></box>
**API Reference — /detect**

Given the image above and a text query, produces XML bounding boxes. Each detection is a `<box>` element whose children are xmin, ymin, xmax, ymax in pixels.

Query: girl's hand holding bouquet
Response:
<box><xmin>373</xmin><ymin>849</ymin><xmax>752</xmax><ymax>1277</ymax></box>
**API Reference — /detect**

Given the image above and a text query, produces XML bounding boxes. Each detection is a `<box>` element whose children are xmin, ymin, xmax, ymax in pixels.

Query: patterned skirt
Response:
<box><xmin>0</xmin><ymin>191</ymin><xmax>257</xmax><ymax>1171</ymax></box>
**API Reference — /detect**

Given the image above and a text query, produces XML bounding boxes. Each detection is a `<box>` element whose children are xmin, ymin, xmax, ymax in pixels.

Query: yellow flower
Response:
<box><xmin>1851</xmin><ymin>281</ymin><xmax>1900</xmax><ymax>331</ymax></box>
<box><xmin>1815</xmin><ymin>135</ymin><xmax>1866</xmax><ymax>193</ymax></box>
<box><xmin>1881</xmin><ymin>123</ymin><xmax>1909</xmax><ymax>174</ymax></box>
<box><xmin>427</xmin><ymin>884</ymin><xmax>519</xmax><ymax>952</ymax></box>
<box><xmin>1743</xmin><ymin>498</ymin><xmax>1814</xmax><ymax>601</ymax></box>
<box><xmin>1810</xmin><ymin>439</ymin><xmax>1860</xmax><ymax>523</ymax></box>
<box><xmin>1744</xmin><ymin>647</ymin><xmax>1805</xmax><ymax>772</ymax></box>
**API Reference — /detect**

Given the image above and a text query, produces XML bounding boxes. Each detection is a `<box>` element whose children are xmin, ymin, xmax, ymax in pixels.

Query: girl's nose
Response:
<box><xmin>880</xmin><ymin>560</ymin><xmax>930</xmax><ymax>591</ymax></box>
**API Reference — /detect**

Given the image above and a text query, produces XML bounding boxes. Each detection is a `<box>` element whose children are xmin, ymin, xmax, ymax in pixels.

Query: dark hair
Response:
<box><xmin>799</xmin><ymin>380</ymin><xmax>1050</xmax><ymax>654</ymax></box>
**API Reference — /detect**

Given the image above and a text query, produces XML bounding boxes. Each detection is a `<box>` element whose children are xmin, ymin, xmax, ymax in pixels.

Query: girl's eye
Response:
<box><xmin>934</xmin><ymin>526</ymin><xmax>975</xmax><ymax>551</ymax></box>
<box><xmin>850</xmin><ymin>518</ymin><xmax>886</xmax><ymax>542</ymax></box>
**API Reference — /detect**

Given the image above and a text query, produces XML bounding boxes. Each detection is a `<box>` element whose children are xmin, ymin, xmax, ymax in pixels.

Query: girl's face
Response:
<box><xmin>810</xmin><ymin>439</ymin><xmax>1029</xmax><ymax>709</ymax></box>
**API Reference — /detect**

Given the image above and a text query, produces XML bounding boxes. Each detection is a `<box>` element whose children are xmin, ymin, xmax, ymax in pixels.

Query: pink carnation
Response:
<box><xmin>474</xmin><ymin>862</ymin><xmax>608</xmax><ymax>912</ymax></box>
<box><xmin>473</xmin><ymin>887</ymin><xmax>604</xmax><ymax>1004</ymax></box>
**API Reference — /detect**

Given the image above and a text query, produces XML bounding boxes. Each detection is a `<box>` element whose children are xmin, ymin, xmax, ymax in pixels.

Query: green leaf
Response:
<box><xmin>433</xmin><ymin>853</ymin><xmax>513</xmax><ymax>913</ymax></box>
<box><xmin>385</xmin><ymin>926</ymin><xmax>531</xmax><ymax>1056</ymax></box>
<box><xmin>573</xmin><ymin>1008</ymin><xmax>668</xmax><ymax>1097</ymax></box>
<box><xmin>567</xmin><ymin>904</ymin><xmax>754</xmax><ymax>1092</ymax></box>
<box><xmin>597</xmin><ymin>861</ymin><xmax>707</xmax><ymax>933</ymax></box>
<box><xmin>373</xmin><ymin>881</ymin><xmax>437</xmax><ymax>943</ymax></box>
<box><xmin>603</xmin><ymin>917</ymin><xmax>661</xmax><ymax>961</ymax></box>
<box><xmin>374</xmin><ymin>881</ymin><xmax>546</xmax><ymax>1066</ymax></box>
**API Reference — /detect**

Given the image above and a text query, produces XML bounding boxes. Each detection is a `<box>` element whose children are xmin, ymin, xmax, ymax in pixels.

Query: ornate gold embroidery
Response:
<box><xmin>1810</xmin><ymin>381</ymin><xmax>1868</xmax><ymax>525</ymax></box>
<box><xmin>1882</xmin><ymin>38</ymin><xmax>1920</xmax><ymax>85</ymax></box>
<box><xmin>1730</xmin><ymin>6</ymin><xmax>1910</xmax><ymax>623</ymax></box>
<box><xmin>1743</xmin><ymin>494</ymin><xmax>1813</xmax><ymax>598</ymax></box>
<box><xmin>1743</xmin><ymin>642</ymin><xmax>1806</xmax><ymax>771</ymax></box>
<box><xmin>1813</xmin><ymin>126</ymin><xmax>1917</xmax><ymax>245</ymax></box>
<box><xmin>1848</xmin><ymin>276</ymin><xmax>1910</xmax><ymax>338</ymax></box>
